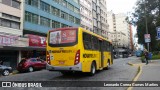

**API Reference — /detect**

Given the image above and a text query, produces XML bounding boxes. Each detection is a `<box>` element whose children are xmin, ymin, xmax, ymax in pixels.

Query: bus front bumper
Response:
<box><xmin>46</xmin><ymin>63</ymin><xmax>82</xmax><ymax>71</ymax></box>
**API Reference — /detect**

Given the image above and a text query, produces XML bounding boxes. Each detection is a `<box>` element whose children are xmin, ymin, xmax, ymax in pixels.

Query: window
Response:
<box><xmin>25</xmin><ymin>11</ymin><xmax>39</xmax><ymax>24</ymax></box>
<box><xmin>2</xmin><ymin>13</ymin><xmax>20</xmax><ymax>21</ymax></box>
<box><xmin>92</xmin><ymin>36</ymin><xmax>99</xmax><ymax>50</ymax></box>
<box><xmin>52</xmin><ymin>20</ymin><xmax>60</xmax><ymax>28</ymax></box>
<box><xmin>12</xmin><ymin>0</ymin><xmax>20</xmax><ymax>9</ymax></box>
<box><xmin>61</xmin><ymin>0</ymin><xmax>67</xmax><ymax>7</ymax></box>
<box><xmin>2</xmin><ymin>19</ymin><xmax>10</xmax><ymax>28</ymax></box>
<box><xmin>11</xmin><ymin>22</ymin><xmax>20</xmax><ymax>29</ymax></box>
<box><xmin>51</xmin><ymin>7</ymin><xmax>60</xmax><ymax>17</ymax></box>
<box><xmin>68</xmin><ymin>3</ymin><xmax>74</xmax><ymax>11</ymax></box>
<box><xmin>73</xmin><ymin>0</ymin><xmax>79</xmax><ymax>4</ymax></box>
<box><xmin>0</xmin><ymin>18</ymin><xmax>20</xmax><ymax>29</ymax></box>
<box><xmin>74</xmin><ymin>7</ymin><xmax>79</xmax><ymax>14</ymax></box>
<box><xmin>69</xmin><ymin>15</ymin><xmax>74</xmax><ymax>22</ymax></box>
<box><xmin>40</xmin><ymin>1</ymin><xmax>50</xmax><ymax>13</ymax></box>
<box><xmin>26</xmin><ymin>0</ymin><xmax>38</xmax><ymax>8</ymax></box>
<box><xmin>31</xmin><ymin>59</ymin><xmax>37</xmax><ymax>62</ymax></box>
<box><xmin>83</xmin><ymin>32</ymin><xmax>92</xmax><ymax>50</ymax></box>
<box><xmin>2</xmin><ymin>0</ymin><xmax>11</xmax><ymax>6</ymax></box>
<box><xmin>2</xmin><ymin>0</ymin><xmax>20</xmax><ymax>9</ymax></box>
<box><xmin>61</xmin><ymin>11</ymin><xmax>68</xmax><ymax>20</ymax></box>
<box><xmin>32</xmin><ymin>14</ymin><xmax>39</xmax><ymax>24</ymax></box>
<box><xmin>53</xmin><ymin>0</ymin><xmax>60</xmax><ymax>4</ymax></box>
<box><xmin>75</xmin><ymin>18</ymin><xmax>80</xmax><ymax>24</ymax></box>
<box><xmin>61</xmin><ymin>23</ymin><xmax>68</xmax><ymax>27</ymax></box>
<box><xmin>40</xmin><ymin>16</ymin><xmax>50</xmax><ymax>27</ymax></box>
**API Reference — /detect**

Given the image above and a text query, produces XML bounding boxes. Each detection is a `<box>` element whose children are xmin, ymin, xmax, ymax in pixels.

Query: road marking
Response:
<box><xmin>127</xmin><ymin>63</ymin><xmax>143</xmax><ymax>90</ymax></box>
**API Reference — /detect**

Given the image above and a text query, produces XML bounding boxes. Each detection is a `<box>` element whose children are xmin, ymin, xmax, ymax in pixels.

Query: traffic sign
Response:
<box><xmin>156</xmin><ymin>27</ymin><xmax>160</xmax><ymax>40</ymax></box>
<box><xmin>144</xmin><ymin>34</ymin><xmax>151</xmax><ymax>43</ymax></box>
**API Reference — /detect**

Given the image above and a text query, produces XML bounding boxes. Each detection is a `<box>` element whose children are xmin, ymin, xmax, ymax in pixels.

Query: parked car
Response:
<box><xmin>0</xmin><ymin>65</ymin><xmax>12</xmax><ymax>76</ymax></box>
<box><xmin>17</xmin><ymin>58</ymin><xmax>46</xmax><ymax>72</ymax></box>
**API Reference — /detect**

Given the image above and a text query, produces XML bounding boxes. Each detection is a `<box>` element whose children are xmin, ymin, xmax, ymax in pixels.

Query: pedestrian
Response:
<box><xmin>144</xmin><ymin>50</ymin><xmax>149</xmax><ymax>65</ymax></box>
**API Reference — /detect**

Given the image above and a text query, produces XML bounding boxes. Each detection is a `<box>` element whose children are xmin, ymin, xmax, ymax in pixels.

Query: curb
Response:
<box><xmin>10</xmin><ymin>70</ymin><xmax>19</xmax><ymax>75</ymax></box>
<box><xmin>126</xmin><ymin>62</ymin><xmax>143</xmax><ymax>90</ymax></box>
<box><xmin>127</xmin><ymin>62</ymin><xmax>134</xmax><ymax>66</ymax></box>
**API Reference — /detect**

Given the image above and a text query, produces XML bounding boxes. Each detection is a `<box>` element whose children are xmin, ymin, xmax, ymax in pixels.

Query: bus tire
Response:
<box><xmin>89</xmin><ymin>62</ymin><xmax>96</xmax><ymax>76</ymax></box>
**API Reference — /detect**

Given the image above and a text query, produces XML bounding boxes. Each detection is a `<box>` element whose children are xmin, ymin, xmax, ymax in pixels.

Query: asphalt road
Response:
<box><xmin>0</xmin><ymin>56</ymin><xmax>138</xmax><ymax>90</ymax></box>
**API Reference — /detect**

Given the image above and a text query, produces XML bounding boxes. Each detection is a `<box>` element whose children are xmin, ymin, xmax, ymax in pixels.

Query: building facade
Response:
<box><xmin>115</xmin><ymin>13</ymin><xmax>131</xmax><ymax>48</ymax></box>
<box><xmin>99</xmin><ymin>0</ymin><xmax>108</xmax><ymax>38</ymax></box>
<box><xmin>0</xmin><ymin>0</ymin><xmax>24</xmax><ymax>69</ymax></box>
<box><xmin>0</xmin><ymin>0</ymin><xmax>23</xmax><ymax>35</ymax></box>
<box><xmin>80</xmin><ymin>0</ymin><xmax>93</xmax><ymax>32</ymax></box>
<box><xmin>107</xmin><ymin>11</ymin><xmax>131</xmax><ymax>48</ymax></box>
<box><xmin>24</xmin><ymin>0</ymin><xmax>80</xmax><ymax>35</ymax></box>
<box><xmin>92</xmin><ymin>0</ymin><xmax>101</xmax><ymax>35</ymax></box>
<box><xmin>0</xmin><ymin>0</ymin><xmax>81</xmax><ymax>69</ymax></box>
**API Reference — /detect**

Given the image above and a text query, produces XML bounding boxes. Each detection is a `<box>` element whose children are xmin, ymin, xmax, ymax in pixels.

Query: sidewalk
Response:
<box><xmin>129</xmin><ymin>58</ymin><xmax>160</xmax><ymax>90</ymax></box>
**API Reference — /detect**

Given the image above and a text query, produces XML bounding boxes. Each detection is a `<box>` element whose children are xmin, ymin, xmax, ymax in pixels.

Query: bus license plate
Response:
<box><xmin>59</xmin><ymin>61</ymin><xmax>65</xmax><ymax>64</ymax></box>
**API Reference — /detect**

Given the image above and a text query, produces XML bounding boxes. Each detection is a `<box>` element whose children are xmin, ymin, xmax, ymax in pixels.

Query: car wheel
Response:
<box><xmin>2</xmin><ymin>69</ymin><xmax>10</xmax><ymax>76</ymax></box>
<box><xmin>28</xmin><ymin>67</ymin><xmax>34</xmax><ymax>72</ymax></box>
<box><xmin>89</xmin><ymin>62</ymin><xmax>96</xmax><ymax>76</ymax></box>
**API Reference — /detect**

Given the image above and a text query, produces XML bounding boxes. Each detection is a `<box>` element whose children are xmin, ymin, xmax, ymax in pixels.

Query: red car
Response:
<box><xmin>17</xmin><ymin>58</ymin><xmax>46</xmax><ymax>72</ymax></box>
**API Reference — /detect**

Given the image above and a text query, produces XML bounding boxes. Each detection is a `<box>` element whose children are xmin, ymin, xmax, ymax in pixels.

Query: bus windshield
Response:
<box><xmin>49</xmin><ymin>29</ymin><xmax>77</xmax><ymax>46</ymax></box>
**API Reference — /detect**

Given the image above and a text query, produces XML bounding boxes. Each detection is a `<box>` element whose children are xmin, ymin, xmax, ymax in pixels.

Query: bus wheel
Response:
<box><xmin>89</xmin><ymin>62</ymin><xmax>96</xmax><ymax>76</ymax></box>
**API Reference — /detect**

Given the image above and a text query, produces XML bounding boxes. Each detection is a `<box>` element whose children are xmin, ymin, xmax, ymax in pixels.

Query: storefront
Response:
<box><xmin>21</xmin><ymin>34</ymin><xmax>46</xmax><ymax>60</ymax></box>
<box><xmin>0</xmin><ymin>34</ymin><xmax>46</xmax><ymax>69</ymax></box>
<box><xmin>0</xmin><ymin>34</ymin><xmax>24</xmax><ymax>69</ymax></box>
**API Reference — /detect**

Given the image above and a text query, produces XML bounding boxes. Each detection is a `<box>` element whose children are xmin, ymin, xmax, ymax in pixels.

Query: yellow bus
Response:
<box><xmin>46</xmin><ymin>27</ymin><xmax>113</xmax><ymax>75</ymax></box>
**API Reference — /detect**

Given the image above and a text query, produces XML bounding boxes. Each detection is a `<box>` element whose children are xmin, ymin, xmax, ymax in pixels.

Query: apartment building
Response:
<box><xmin>0</xmin><ymin>0</ymin><xmax>24</xmax><ymax>69</ymax></box>
<box><xmin>92</xmin><ymin>0</ymin><xmax>101</xmax><ymax>35</ymax></box>
<box><xmin>0</xmin><ymin>0</ymin><xmax>23</xmax><ymax>35</ymax></box>
<box><xmin>107</xmin><ymin>11</ymin><xmax>131</xmax><ymax>48</ymax></box>
<box><xmin>115</xmin><ymin>13</ymin><xmax>131</xmax><ymax>48</ymax></box>
<box><xmin>80</xmin><ymin>0</ymin><xmax>93</xmax><ymax>32</ymax></box>
<box><xmin>100</xmin><ymin>0</ymin><xmax>108</xmax><ymax>38</ymax></box>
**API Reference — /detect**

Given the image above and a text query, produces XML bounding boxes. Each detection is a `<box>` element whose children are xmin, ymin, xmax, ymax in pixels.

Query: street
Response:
<box><xmin>0</xmin><ymin>57</ymin><xmax>138</xmax><ymax>90</ymax></box>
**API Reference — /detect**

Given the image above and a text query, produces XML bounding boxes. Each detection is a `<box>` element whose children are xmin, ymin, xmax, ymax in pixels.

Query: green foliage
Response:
<box><xmin>141</xmin><ymin>55</ymin><xmax>160</xmax><ymax>60</ymax></box>
<box><xmin>131</xmin><ymin>0</ymin><xmax>160</xmax><ymax>51</ymax></box>
<box><xmin>152</xmin><ymin>55</ymin><xmax>160</xmax><ymax>60</ymax></box>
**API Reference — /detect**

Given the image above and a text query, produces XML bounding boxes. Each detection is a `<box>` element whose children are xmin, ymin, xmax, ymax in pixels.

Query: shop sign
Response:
<box><xmin>0</xmin><ymin>35</ymin><xmax>18</xmax><ymax>46</ymax></box>
<box><xmin>27</xmin><ymin>34</ymin><xmax>46</xmax><ymax>47</ymax></box>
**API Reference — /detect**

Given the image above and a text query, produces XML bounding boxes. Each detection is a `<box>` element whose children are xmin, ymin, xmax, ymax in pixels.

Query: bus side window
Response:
<box><xmin>83</xmin><ymin>32</ymin><xmax>92</xmax><ymax>50</ymax></box>
<box><xmin>92</xmin><ymin>36</ymin><xmax>99</xmax><ymax>50</ymax></box>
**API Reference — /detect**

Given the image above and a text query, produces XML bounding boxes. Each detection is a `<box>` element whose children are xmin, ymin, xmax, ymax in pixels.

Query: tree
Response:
<box><xmin>131</xmin><ymin>0</ymin><xmax>160</xmax><ymax>51</ymax></box>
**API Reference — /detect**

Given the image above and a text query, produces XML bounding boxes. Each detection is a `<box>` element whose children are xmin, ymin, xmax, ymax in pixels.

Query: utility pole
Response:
<box><xmin>144</xmin><ymin>0</ymin><xmax>150</xmax><ymax>52</ymax></box>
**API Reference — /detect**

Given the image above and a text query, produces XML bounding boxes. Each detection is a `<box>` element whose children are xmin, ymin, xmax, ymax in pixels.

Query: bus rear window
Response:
<box><xmin>49</xmin><ymin>29</ymin><xmax>77</xmax><ymax>46</ymax></box>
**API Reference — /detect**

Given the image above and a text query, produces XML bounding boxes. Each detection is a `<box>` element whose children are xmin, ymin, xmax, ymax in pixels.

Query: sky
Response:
<box><xmin>107</xmin><ymin>0</ymin><xmax>138</xmax><ymax>14</ymax></box>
